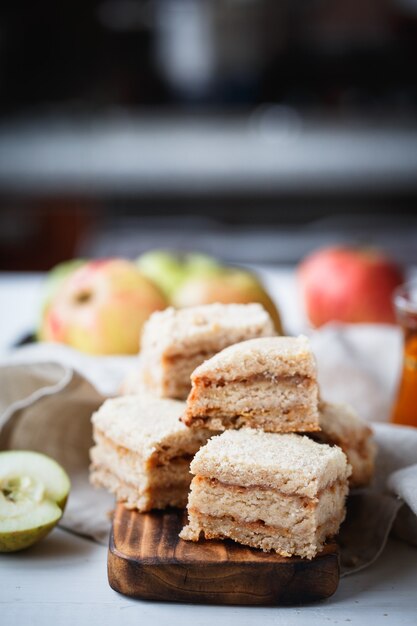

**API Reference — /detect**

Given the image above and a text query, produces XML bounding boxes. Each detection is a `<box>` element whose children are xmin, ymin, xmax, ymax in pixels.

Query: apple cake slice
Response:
<box><xmin>89</xmin><ymin>394</ymin><xmax>213</xmax><ymax>511</ymax></box>
<box><xmin>137</xmin><ymin>303</ymin><xmax>276</xmax><ymax>400</ymax></box>
<box><xmin>181</xmin><ymin>335</ymin><xmax>320</xmax><ymax>432</ymax></box>
<box><xmin>313</xmin><ymin>401</ymin><xmax>376</xmax><ymax>488</ymax></box>
<box><xmin>180</xmin><ymin>429</ymin><xmax>351</xmax><ymax>559</ymax></box>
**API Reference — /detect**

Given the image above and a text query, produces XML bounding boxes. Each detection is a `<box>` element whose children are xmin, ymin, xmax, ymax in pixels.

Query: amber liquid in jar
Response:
<box><xmin>391</xmin><ymin>290</ymin><xmax>417</xmax><ymax>427</ymax></box>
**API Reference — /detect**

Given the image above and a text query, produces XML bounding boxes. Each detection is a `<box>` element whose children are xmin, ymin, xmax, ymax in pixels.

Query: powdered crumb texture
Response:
<box><xmin>190</xmin><ymin>429</ymin><xmax>351</xmax><ymax>497</ymax></box>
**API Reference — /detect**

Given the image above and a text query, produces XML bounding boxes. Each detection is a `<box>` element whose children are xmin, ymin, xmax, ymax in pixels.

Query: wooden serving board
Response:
<box><xmin>108</xmin><ymin>504</ymin><xmax>340</xmax><ymax>605</ymax></box>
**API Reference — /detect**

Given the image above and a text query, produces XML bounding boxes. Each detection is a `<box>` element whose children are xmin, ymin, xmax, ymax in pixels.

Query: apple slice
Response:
<box><xmin>0</xmin><ymin>451</ymin><xmax>71</xmax><ymax>552</ymax></box>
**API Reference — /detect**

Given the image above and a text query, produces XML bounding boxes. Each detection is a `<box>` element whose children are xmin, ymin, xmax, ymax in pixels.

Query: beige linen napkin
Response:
<box><xmin>0</xmin><ymin>345</ymin><xmax>136</xmax><ymax>543</ymax></box>
<box><xmin>0</xmin><ymin>329</ymin><xmax>416</xmax><ymax>575</ymax></box>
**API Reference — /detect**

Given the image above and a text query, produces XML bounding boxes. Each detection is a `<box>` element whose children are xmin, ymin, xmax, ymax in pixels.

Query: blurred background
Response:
<box><xmin>0</xmin><ymin>0</ymin><xmax>417</xmax><ymax>271</ymax></box>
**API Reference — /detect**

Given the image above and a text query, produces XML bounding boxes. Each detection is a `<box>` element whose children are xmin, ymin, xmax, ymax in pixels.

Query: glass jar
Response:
<box><xmin>391</xmin><ymin>281</ymin><xmax>417</xmax><ymax>427</ymax></box>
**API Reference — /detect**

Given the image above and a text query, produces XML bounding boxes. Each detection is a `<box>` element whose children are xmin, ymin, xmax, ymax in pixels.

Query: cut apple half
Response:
<box><xmin>0</xmin><ymin>451</ymin><xmax>71</xmax><ymax>552</ymax></box>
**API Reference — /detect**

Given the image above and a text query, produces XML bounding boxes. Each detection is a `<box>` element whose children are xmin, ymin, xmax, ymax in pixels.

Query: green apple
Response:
<box><xmin>136</xmin><ymin>251</ymin><xmax>187</xmax><ymax>299</ymax></box>
<box><xmin>39</xmin><ymin>258</ymin><xmax>168</xmax><ymax>354</ymax></box>
<box><xmin>136</xmin><ymin>250</ymin><xmax>222</xmax><ymax>299</ymax></box>
<box><xmin>0</xmin><ymin>451</ymin><xmax>71</xmax><ymax>552</ymax></box>
<box><xmin>185</xmin><ymin>253</ymin><xmax>223</xmax><ymax>275</ymax></box>
<box><xmin>172</xmin><ymin>269</ymin><xmax>283</xmax><ymax>334</ymax></box>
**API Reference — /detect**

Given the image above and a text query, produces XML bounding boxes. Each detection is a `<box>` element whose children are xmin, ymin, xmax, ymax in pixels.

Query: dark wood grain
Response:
<box><xmin>108</xmin><ymin>503</ymin><xmax>340</xmax><ymax>605</ymax></box>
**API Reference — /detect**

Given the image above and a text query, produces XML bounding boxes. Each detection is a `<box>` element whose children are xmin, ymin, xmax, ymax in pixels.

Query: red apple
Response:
<box><xmin>298</xmin><ymin>247</ymin><xmax>404</xmax><ymax>326</ymax></box>
<box><xmin>39</xmin><ymin>258</ymin><xmax>168</xmax><ymax>354</ymax></box>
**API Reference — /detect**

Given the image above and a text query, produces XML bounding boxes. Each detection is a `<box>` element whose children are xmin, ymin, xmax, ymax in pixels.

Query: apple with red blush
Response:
<box><xmin>39</xmin><ymin>258</ymin><xmax>167</xmax><ymax>354</ymax></box>
<box><xmin>298</xmin><ymin>247</ymin><xmax>404</xmax><ymax>326</ymax></box>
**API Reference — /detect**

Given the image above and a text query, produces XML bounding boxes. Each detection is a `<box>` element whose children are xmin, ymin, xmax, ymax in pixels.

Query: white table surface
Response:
<box><xmin>1</xmin><ymin>270</ymin><xmax>417</xmax><ymax>626</ymax></box>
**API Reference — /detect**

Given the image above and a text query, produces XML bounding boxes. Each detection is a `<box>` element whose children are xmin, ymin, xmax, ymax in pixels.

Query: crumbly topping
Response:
<box><xmin>192</xmin><ymin>336</ymin><xmax>317</xmax><ymax>381</ymax></box>
<box><xmin>91</xmin><ymin>393</ymin><xmax>211</xmax><ymax>459</ymax></box>
<box><xmin>140</xmin><ymin>303</ymin><xmax>275</xmax><ymax>357</ymax></box>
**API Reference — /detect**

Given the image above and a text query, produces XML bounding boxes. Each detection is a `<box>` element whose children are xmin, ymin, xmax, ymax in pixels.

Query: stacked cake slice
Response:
<box><xmin>315</xmin><ymin>402</ymin><xmax>376</xmax><ymax>488</ymax></box>
<box><xmin>182</xmin><ymin>335</ymin><xmax>320</xmax><ymax>433</ymax></box>
<box><xmin>180</xmin><ymin>429</ymin><xmax>351</xmax><ymax>559</ymax></box>
<box><xmin>135</xmin><ymin>303</ymin><xmax>275</xmax><ymax>399</ymax></box>
<box><xmin>90</xmin><ymin>394</ymin><xmax>213</xmax><ymax>511</ymax></box>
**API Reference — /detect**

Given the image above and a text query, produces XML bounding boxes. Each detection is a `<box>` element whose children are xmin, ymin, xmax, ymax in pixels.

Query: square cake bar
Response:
<box><xmin>314</xmin><ymin>402</ymin><xmax>376</xmax><ymax>488</ymax></box>
<box><xmin>182</xmin><ymin>335</ymin><xmax>320</xmax><ymax>432</ymax></box>
<box><xmin>89</xmin><ymin>394</ymin><xmax>213</xmax><ymax>511</ymax></box>
<box><xmin>137</xmin><ymin>303</ymin><xmax>275</xmax><ymax>400</ymax></box>
<box><xmin>180</xmin><ymin>429</ymin><xmax>351</xmax><ymax>559</ymax></box>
